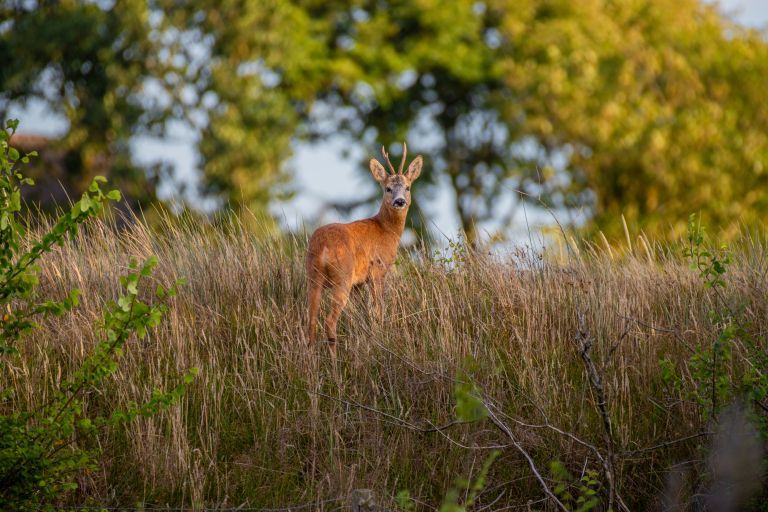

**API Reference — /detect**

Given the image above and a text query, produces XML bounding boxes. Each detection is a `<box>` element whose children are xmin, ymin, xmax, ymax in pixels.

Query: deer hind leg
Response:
<box><xmin>306</xmin><ymin>278</ymin><xmax>323</xmax><ymax>347</ymax></box>
<box><xmin>325</xmin><ymin>282</ymin><xmax>351</xmax><ymax>356</ymax></box>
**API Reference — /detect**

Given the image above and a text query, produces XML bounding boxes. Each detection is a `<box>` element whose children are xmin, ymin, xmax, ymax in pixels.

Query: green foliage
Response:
<box><xmin>395</xmin><ymin>490</ymin><xmax>417</xmax><ymax>512</ymax></box>
<box><xmin>658</xmin><ymin>357</ymin><xmax>680</xmax><ymax>392</ymax></box>
<box><xmin>272</xmin><ymin>0</ymin><xmax>768</xmax><ymax>241</ymax></box>
<box><xmin>549</xmin><ymin>461</ymin><xmax>602</xmax><ymax>512</ymax></box>
<box><xmin>6</xmin><ymin>2</ymin><xmax>768</xmax><ymax>238</ymax></box>
<box><xmin>0</xmin><ymin>119</ymin><xmax>116</xmax><ymax>355</ymax></box>
<box><xmin>453</xmin><ymin>380</ymin><xmax>487</xmax><ymax>423</ymax></box>
<box><xmin>0</xmin><ymin>1</ymin><xmax>160</xmax><ymax>209</ymax></box>
<box><xmin>0</xmin><ymin>121</ymin><xmax>194</xmax><ymax>510</ymax></box>
<box><xmin>438</xmin><ymin>450</ymin><xmax>500</xmax><ymax>512</ymax></box>
<box><xmin>434</xmin><ymin>236</ymin><xmax>469</xmax><ymax>267</ymax></box>
<box><xmin>681</xmin><ymin>215</ymin><xmax>768</xmax><ymax>428</ymax></box>
<box><xmin>684</xmin><ymin>214</ymin><xmax>731</xmax><ymax>289</ymax></box>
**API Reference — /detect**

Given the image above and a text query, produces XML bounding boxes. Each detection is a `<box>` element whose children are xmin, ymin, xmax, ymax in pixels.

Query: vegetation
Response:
<box><xmin>1</xmin><ymin>200</ymin><xmax>765</xmax><ymax>508</ymax></box>
<box><xmin>3</xmin><ymin>0</ymin><xmax>768</xmax><ymax>507</ymax></box>
<box><xmin>3</xmin><ymin>1</ymin><xmax>768</xmax><ymax>240</ymax></box>
<box><xmin>0</xmin><ymin>120</ymin><xmax>193</xmax><ymax>509</ymax></box>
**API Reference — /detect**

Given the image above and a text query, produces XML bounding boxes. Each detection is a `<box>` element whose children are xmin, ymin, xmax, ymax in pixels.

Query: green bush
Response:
<box><xmin>0</xmin><ymin>119</ymin><xmax>195</xmax><ymax>510</ymax></box>
<box><xmin>683</xmin><ymin>213</ymin><xmax>768</xmax><ymax>428</ymax></box>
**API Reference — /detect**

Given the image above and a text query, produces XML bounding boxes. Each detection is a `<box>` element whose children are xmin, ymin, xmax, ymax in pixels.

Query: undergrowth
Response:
<box><xmin>2</xmin><ymin>124</ymin><xmax>767</xmax><ymax>510</ymax></box>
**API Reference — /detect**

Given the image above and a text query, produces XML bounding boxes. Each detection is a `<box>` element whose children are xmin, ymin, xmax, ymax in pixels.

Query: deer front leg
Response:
<box><xmin>325</xmin><ymin>282</ymin><xmax>351</xmax><ymax>356</ymax></box>
<box><xmin>368</xmin><ymin>257</ymin><xmax>388</xmax><ymax>323</ymax></box>
<box><xmin>369</xmin><ymin>276</ymin><xmax>384</xmax><ymax>323</ymax></box>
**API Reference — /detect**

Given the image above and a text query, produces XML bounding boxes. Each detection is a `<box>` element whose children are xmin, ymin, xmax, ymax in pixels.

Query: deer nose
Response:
<box><xmin>393</xmin><ymin>198</ymin><xmax>406</xmax><ymax>208</ymax></box>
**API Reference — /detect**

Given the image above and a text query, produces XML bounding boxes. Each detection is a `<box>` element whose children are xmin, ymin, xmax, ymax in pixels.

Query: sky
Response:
<box><xmin>9</xmin><ymin>0</ymin><xmax>768</xmax><ymax>242</ymax></box>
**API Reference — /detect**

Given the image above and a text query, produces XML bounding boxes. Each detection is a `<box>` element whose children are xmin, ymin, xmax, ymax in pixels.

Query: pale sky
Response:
<box><xmin>9</xmin><ymin>0</ymin><xmax>768</xmax><ymax>242</ymax></box>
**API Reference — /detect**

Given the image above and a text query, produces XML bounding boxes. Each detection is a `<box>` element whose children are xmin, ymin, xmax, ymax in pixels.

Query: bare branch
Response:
<box><xmin>622</xmin><ymin>431</ymin><xmax>713</xmax><ymax>457</ymax></box>
<box><xmin>576</xmin><ymin>312</ymin><xmax>630</xmax><ymax>512</ymax></box>
<box><xmin>606</xmin><ymin>322</ymin><xmax>630</xmax><ymax>363</ymax></box>
<box><xmin>615</xmin><ymin>312</ymin><xmax>695</xmax><ymax>353</ymax></box>
<box><xmin>304</xmin><ymin>387</ymin><xmax>471</xmax><ymax>434</ymax></box>
<box><xmin>482</xmin><ymin>399</ymin><xmax>570</xmax><ymax>512</ymax></box>
<box><xmin>499</xmin><ymin>413</ymin><xmax>606</xmax><ymax>465</ymax></box>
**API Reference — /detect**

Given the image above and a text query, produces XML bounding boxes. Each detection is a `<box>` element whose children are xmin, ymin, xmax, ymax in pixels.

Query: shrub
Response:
<box><xmin>0</xmin><ymin>119</ymin><xmax>194</xmax><ymax>510</ymax></box>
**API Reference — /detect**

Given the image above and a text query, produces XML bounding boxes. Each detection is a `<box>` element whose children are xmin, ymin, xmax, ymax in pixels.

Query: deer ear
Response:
<box><xmin>370</xmin><ymin>158</ymin><xmax>388</xmax><ymax>183</ymax></box>
<box><xmin>404</xmin><ymin>156</ymin><xmax>423</xmax><ymax>182</ymax></box>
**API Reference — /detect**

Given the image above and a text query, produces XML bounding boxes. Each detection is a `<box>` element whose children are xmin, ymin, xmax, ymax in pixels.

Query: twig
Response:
<box><xmin>621</xmin><ymin>431</ymin><xmax>713</xmax><ymax>457</ymax></box>
<box><xmin>576</xmin><ymin>312</ymin><xmax>630</xmax><ymax>512</ymax></box>
<box><xmin>424</xmin><ymin>418</ymin><xmax>512</xmax><ymax>450</ymax></box>
<box><xmin>615</xmin><ymin>312</ymin><xmax>695</xmax><ymax>353</ymax></box>
<box><xmin>499</xmin><ymin>413</ymin><xmax>606</xmax><ymax>465</ymax></box>
<box><xmin>303</xmin><ymin>387</ymin><xmax>470</xmax><ymax>434</ymax></box>
<box><xmin>475</xmin><ymin>488</ymin><xmax>506</xmax><ymax>512</ymax></box>
<box><xmin>606</xmin><ymin>323</ymin><xmax>630</xmax><ymax>362</ymax></box>
<box><xmin>482</xmin><ymin>400</ymin><xmax>570</xmax><ymax>512</ymax></box>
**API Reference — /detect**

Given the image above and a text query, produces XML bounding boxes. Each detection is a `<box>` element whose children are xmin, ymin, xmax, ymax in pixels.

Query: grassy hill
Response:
<box><xmin>4</xmin><ymin>213</ymin><xmax>767</xmax><ymax>510</ymax></box>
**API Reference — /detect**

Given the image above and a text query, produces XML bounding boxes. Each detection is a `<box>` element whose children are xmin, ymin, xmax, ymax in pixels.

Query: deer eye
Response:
<box><xmin>386</xmin><ymin>187</ymin><xmax>392</xmax><ymax>193</ymax></box>
<box><xmin>406</xmin><ymin>186</ymin><xmax>410</xmax><ymax>191</ymax></box>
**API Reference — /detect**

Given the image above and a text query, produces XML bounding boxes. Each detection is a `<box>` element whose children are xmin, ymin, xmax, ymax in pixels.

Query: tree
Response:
<box><xmin>153</xmin><ymin>0</ymin><xmax>329</xmax><ymax>224</ymax></box>
<box><xmin>4</xmin><ymin>1</ymin><xmax>767</xmax><ymax>241</ymax></box>
<box><xmin>291</xmin><ymin>0</ymin><xmax>516</xmax><ymax>242</ymax></box>
<box><xmin>0</xmin><ymin>0</ymin><xmax>164</xmax><ymax>209</ymax></box>
<box><xmin>262</xmin><ymin>0</ymin><xmax>768</xmax><ymax>242</ymax></box>
<box><xmin>497</xmin><ymin>0</ymin><xmax>768</xmax><ymax>239</ymax></box>
<box><xmin>0</xmin><ymin>0</ymin><xmax>323</xmax><ymax>226</ymax></box>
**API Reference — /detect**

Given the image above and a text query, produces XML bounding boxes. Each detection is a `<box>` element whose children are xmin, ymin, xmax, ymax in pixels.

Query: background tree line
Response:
<box><xmin>2</xmin><ymin>0</ymin><xmax>767</xmax><ymax>242</ymax></box>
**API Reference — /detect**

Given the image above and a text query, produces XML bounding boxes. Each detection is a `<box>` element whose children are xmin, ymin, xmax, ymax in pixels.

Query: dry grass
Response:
<box><xmin>4</xmin><ymin>212</ymin><xmax>767</xmax><ymax>509</ymax></box>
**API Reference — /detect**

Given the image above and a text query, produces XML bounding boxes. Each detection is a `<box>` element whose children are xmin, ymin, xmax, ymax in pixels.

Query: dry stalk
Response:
<box><xmin>576</xmin><ymin>312</ymin><xmax>630</xmax><ymax>512</ymax></box>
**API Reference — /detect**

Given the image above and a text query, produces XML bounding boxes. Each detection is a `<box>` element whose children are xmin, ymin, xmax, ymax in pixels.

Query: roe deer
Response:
<box><xmin>306</xmin><ymin>142</ymin><xmax>423</xmax><ymax>355</ymax></box>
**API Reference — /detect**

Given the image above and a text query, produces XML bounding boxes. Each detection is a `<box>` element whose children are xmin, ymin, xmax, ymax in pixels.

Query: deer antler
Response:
<box><xmin>381</xmin><ymin>146</ymin><xmax>396</xmax><ymax>175</ymax></box>
<box><xmin>398</xmin><ymin>142</ymin><xmax>407</xmax><ymax>174</ymax></box>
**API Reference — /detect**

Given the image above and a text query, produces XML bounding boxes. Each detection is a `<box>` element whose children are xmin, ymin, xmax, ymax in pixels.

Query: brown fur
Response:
<box><xmin>306</xmin><ymin>145</ymin><xmax>423</xmax><ymax>355</ymax></box>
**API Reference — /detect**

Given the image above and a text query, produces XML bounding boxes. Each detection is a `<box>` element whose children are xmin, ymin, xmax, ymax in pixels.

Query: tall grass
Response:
<box><xmin>4</xmin><ymin>212</ymin><xmax>767</xmax><ymax>509</ymax></box>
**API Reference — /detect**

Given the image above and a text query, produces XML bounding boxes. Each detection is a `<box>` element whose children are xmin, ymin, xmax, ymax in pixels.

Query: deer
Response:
<box><xmin>305</xmin><ymin>142</ymin><xmax>423</xmax><ymax>355</ymax></box>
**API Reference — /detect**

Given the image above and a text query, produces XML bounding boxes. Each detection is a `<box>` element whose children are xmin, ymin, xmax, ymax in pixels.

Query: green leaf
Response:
<box><xmin>79</xmin><ymin>196</ymin><xmax>92</xmax><ymax>212</ymax></box>
<box><xmin>141</xmin><ymin>256</ymin><xmax>158</xmax><ymax>276</ymax></box>
<box><xmin>117</xmin><ymin>295</ymin><xmax>133</xmax><ymax>312</ymax></box>
<box><xmin>184</xmin><ymin>367</ymin><xmax>199</xmax><ymax>384</ymax></box>
<box><xmin>453</xmin><ymin>381</ymin><xmax>487</xmax><ymax>422</ymax></box>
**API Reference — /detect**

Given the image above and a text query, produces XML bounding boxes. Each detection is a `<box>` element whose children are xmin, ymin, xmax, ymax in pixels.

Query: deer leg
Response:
<box><xmin>325</xmin><ymin>283</ymin><xmax>351</xmax><ymax>355</ymax></box>
<box><xmin>306</xmin><ymin>279</ymin><xmax>323</xmax><ymax>347</ymax></box>
<box><xmin>369</xmin><ymin>277</ymin><xmax>384</xmax><ymax>323</ymax></box>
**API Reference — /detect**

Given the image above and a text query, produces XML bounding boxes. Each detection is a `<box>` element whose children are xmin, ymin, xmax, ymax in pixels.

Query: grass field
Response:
<box><xmin>4</xmin><ymin>213</ymin><xmax>767</xmax><ymax>510</ymax></box>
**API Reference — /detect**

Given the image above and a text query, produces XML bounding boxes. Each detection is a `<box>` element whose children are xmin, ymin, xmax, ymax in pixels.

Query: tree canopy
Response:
<box><xmin>2</xmin><ymin>0</ymin><xmax>767</xmax><ymax>240</ymax></box>
<box><xmin>0</xmin><ymin>0</ymin><xmax>162</xmax><ymax>208</ymax></box>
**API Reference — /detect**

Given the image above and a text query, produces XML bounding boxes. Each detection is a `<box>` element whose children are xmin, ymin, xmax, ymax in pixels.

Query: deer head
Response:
<box><xmin>369</xmin><ymin>143</ymin><xmax>423</xmax><ymax>211</ymax></box>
